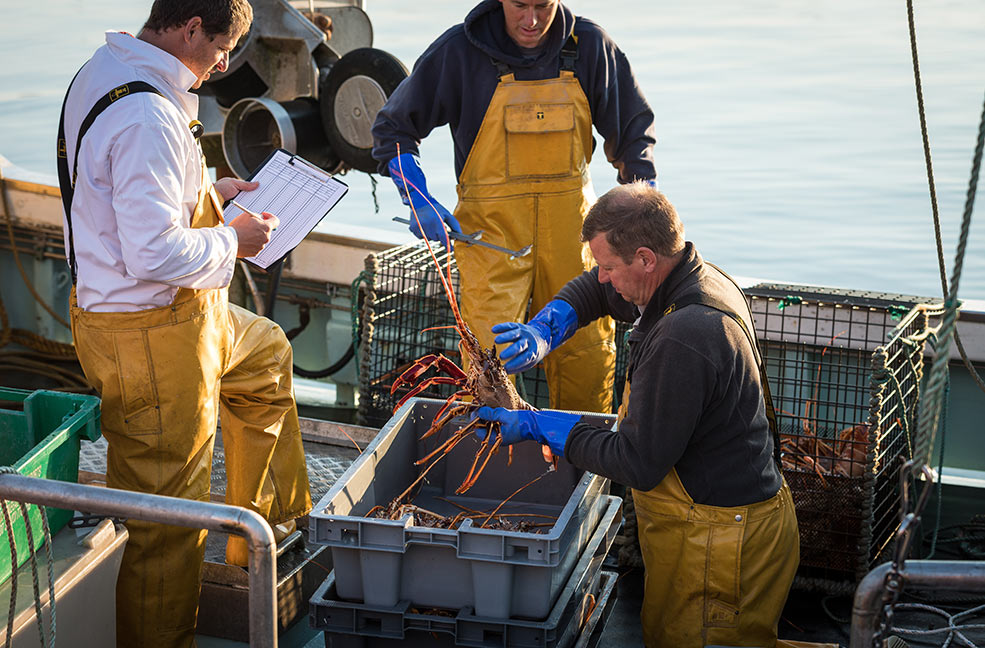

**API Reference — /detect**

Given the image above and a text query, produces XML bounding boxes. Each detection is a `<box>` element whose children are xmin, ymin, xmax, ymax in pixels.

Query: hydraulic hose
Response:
<box><xmin>263</xmin><ymin>257</ymin><xmax>354</xmax><ymax>378</ymax></box>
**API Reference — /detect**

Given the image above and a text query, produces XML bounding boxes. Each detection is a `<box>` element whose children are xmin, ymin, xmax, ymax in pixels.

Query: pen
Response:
<box><xmin>231</xmin><ymin>199</ymin><xmax>276</xmax><ymax>231</ymax></box>
<box><xmin>230</xmin><ymin>199</ymin><xmax>262</xmax><ymax>219</ymax></box>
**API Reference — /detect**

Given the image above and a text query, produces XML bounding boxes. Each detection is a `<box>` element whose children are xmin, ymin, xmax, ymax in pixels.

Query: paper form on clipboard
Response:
<box><xmin>223</xmin><ymin>148</ymin><xmax>348</xmax><ymax>269</ymax></box>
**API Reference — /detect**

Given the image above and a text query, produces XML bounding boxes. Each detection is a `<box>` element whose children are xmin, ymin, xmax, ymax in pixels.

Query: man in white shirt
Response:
<box><xmin>59</xmin><ymin>2</ymin><xmax>312</xmax><ymax>646</ymax></box>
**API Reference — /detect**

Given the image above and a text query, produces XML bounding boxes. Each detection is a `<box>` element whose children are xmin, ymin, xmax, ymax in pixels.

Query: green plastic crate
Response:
<box><xmin>0</xmin><ymin>387</ymin><xmax>101</xmax><ymax>584</ymax></box>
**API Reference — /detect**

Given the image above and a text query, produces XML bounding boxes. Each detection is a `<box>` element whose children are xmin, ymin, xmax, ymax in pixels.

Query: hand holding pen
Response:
<box><xmin>229</xmin><ymin>198</ymin><xmax>280</xmax><ymax>258</ymax></box>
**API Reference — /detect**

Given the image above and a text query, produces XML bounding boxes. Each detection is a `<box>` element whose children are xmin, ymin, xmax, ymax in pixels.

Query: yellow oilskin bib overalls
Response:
<box><xmin>70</xmin><ymin>165</ymin><xmax>312</xmax><ymax>648</ymax></box>
<box><xmin>617</xmin><ymin>381</ymin><xmax>799</xmax><ymax>647</ymax></box>
<box><xmin>454</xmin><ymin>57</ymin><xmax>616</xmax><ymax>413</ymax></box>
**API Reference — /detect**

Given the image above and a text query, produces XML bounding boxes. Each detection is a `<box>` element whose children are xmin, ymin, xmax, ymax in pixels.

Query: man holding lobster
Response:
<box><xmin>477</xmin><ymin>182</ymin><xmax>800</xmax><ymax>648</ymax></box>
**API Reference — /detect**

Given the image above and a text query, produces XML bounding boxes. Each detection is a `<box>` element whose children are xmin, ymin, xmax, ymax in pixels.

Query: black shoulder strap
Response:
<box><xmin>489</xmin><ymin>56</ymin><xmax>513</xmax><ymax>79</ymax></box>
<box><xmin>559</xmin><ymin>34</ymin><xmax>578</xmax><ymax>72</ymax></box>
<box><xmin>57</xmin><ymin>79</ymin><xmax>165</xmax><ymax>284</ymax></box>
<box><xmin>662</xmin><ymin>266</ymin><xmax>782</xmax><ymax>469</ymax></box>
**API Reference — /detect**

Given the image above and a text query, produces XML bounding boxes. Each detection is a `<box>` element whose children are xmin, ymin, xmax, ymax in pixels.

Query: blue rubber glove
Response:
<box><xmin>645</xmin><ymin>177</ymin><xmax>659</xmax><ymax>190</ymax></box>
<box><xmin>474</xmin><ymin>406</ymin><xmax>581</xmax><ymax>458</ymax></box>
<box><xmin>492</xmin><ymin>300</ymin><xmax>578</xmax><ymax>374</ymax></box>
<box><xmin>388</xmin><ymin>153</ymin><xmax>463</xmax><ymax>247</ymax></box>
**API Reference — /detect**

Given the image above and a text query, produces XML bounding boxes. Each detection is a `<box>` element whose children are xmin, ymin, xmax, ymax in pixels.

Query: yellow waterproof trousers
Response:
<box><xmin>634</xmin><ymin>470</ymin><xmax>799</xmax><ymax>647</ymax></box>
<box><xmin>616</xmin><ymin>381</ymin><xmax>799</xmax><ymax>647</ymax></box>
<box><xmin>454</xmin><ymin>69</ymin><xmax>615</xmax><ymax>414</ymax></box>
<box><xmin>70</xmin><ymin>170</ymin><xmax>311</xmax><ymax>648</ymax></box>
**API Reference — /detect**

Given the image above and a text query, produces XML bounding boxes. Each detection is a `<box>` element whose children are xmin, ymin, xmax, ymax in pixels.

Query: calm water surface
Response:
<box><xmin>1</xmin><ymin>0</ymin><xmax>983</xmax><ymax>298</ymax></box>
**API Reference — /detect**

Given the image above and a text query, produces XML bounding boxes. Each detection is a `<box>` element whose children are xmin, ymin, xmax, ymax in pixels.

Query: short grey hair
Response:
<box><xmin>581</xmin><ymin>182</ymin><xmax>685</xmax><ymax>263</ymax></box>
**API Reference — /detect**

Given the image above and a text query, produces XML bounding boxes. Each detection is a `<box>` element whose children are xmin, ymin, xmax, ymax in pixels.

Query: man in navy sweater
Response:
<box><xmin>372</xmin><ymin>0</ymin><xmax>657</xmax><ymax>415</ymax></box>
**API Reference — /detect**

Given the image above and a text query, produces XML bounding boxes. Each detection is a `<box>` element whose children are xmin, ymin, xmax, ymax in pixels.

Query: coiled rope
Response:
<box><xmin>355</xmin><ymin>254</ymin><xmax>378</xmax><ymax>426</ymax></box>
<box><xmin>0</xmin><ymin>466</ymin><xmax>55</xmax><ymax>648</ymax></box>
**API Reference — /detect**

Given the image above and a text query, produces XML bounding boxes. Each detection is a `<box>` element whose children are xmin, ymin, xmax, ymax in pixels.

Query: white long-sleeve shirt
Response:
<box><xmin>63</xmin><ymin>31</ymin><xmax>237</xmax><ymax>312</ymax></box>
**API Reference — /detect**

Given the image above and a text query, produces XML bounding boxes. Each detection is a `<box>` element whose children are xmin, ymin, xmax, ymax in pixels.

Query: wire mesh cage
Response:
<box><xmin>355</xmin><ymin>245</ymin><xmax>933</xmax><ymax>592</ymax></box>
<box><xmin>354</xmin><ymin>244</ymin><xmax>633</xmax><ymax>427</ymax></box>
<box><xmin>355</xmin><ymin>244</ymin><xmax>461</xmax><ymax>427</ymax></box>
<box><xmin>747</xmin><ymin>285</ymin><xmax>932</xmax><ymax>592</ymax></box>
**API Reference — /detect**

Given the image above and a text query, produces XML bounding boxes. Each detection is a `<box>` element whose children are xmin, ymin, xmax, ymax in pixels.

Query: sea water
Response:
<box><xmin>1</xmin><ymin>0</ymin><xmax>983</xmax><ymax>299</ymax></box>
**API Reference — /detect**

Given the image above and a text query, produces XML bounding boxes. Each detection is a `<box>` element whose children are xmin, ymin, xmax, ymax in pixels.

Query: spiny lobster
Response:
<box><xmin>385</xmin><ymin>149</ymin><xmax>554</xmax><ymax>497</ymax></box>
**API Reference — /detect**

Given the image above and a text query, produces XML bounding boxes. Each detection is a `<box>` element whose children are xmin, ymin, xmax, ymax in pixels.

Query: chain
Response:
<box><xmin>872</xmin><ymin>459</ymin><xmax>936</xmax><ymax>645</ymax></box>
<box><xmin>369</xmin><ymin>174</ymin><xmax>380</xmax><ymax>214</ymax></box>
<box><xmin>874</xmin><ymin>566</ymin><xmax>904</xmax><ymax>646</ymax></box>
<box><xmin>68</xmin><ymin>513</ymin><xmax>127</xmax><ymax>529</ymax></box>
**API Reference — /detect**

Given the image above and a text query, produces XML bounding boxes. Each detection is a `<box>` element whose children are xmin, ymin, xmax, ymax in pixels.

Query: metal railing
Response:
<box><xmin>851</xmin><ymin>560</ymin><xmax>985</xmax><ymax>647</ymax></box>
<box><xmin>0</xmin><ymin>473</ymin><xmax>278</xmax><ymax>648</ymax></box>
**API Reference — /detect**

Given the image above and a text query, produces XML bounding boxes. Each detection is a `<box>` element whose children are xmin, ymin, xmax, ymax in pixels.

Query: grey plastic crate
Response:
<box><xmin>313</xmin><ymin>496</ymin><xmax>622</xmax><ymax>648</ymax></box>
<box><xmin>310</xmin><ymin>398</ymin><xmax>615</xmax><ymax>619</ymax></box>
<box><xmin>570</xmin><ymin>571</ymin><xmax>616</xmax><ymax>648</ymax></box>
<box><xmin>320</xmin><ymin>573</ymin><xmax>617</xmax><ymax>648</ymax></box>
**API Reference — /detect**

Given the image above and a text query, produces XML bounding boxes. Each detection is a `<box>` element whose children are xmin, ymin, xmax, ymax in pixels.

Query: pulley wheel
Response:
<box><xmin>222</xmin><ymin>97</ymin><xmax>341</xmax><ymax>179</ymax></box>
<box><xmin>319</xmin><ymin>48</ymin><xmax>408</xmax><ymax>174</ymax></box>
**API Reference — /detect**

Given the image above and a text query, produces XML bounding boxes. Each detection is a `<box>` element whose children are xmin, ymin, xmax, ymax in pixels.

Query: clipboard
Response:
<box><xmin>224</xmin><ymin>148</ymin><xmax>349</xmax><ymax>269</ymax></box>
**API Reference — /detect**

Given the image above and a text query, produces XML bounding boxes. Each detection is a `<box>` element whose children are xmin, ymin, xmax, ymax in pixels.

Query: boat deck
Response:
<box><xmin>73</xmin><ymin>423</ymin><xmax>985</xmax><ymax>648</ymax></box>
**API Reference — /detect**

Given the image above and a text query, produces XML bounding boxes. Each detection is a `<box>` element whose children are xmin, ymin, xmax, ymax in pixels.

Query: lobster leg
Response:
<box><xmin>390</xmin><ymin>354</ymin><xmax>441</xmax><ymax>394</ymax></box>
<box><xmin>432</xmin><ymin>391</ymin><xmax>470</xmax><ymax>427</ymax></box>
<box><xmin>391</xmin><ymin>353</ymin><xmax>468</xmax><ymax>395</ymax></box>
<box><xmin>394</xmin><ymin>376</ymin><xmax>464</xmax><ymax>411</ymax></box>
<box><xmin>433</xmin><ymin>354</ymin><xmax>468</xmax><ymax>381</ymax></box>
<box><xmin>421</xmin><ymin>399</ymin><xmax>472</xmax><ymax>440</ymax></box>
<box><xmin>457</xmin><ymin>432</ymin><xmax>503</xmax><ymax>494</ymax></box>
<box><xmin>458</xmin><ymin>434</ymin><xmax>490</xmax><ymax>494</ymax></box>
<box><xmin>414</xmin><ymin>419</ymin><xmax>479</xmax><ymax>466</ymax></box>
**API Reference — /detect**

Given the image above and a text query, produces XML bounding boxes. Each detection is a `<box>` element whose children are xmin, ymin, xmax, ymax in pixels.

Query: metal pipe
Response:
<box><xmin>851</xmin><ymin>560</ymin><xmax>985</xmax><ymax>647</ymax></box>
<box><xmin>0</xmin><ymin>473</ymin><xmax>278</xmax><ymax>648</ymax></box>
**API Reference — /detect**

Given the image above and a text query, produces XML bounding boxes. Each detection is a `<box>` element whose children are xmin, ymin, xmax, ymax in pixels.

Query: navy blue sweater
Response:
<box><xmin>371</xmin><ymin>0</ymin><xmax>657</xmax><ymax>184</ymax></box>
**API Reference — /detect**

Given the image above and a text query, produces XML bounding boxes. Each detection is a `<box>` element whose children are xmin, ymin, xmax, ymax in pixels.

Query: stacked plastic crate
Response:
<box><xmin>0</xmin><ymin>387</ymin><xmax>101</xmax><ymax>583</ymax></box>
<box><xmin>309</xmin><ymin>398</ymin><xmax>621</xmax><ymax>647</ymax></box>
<box><xmin>0</xmin><ymin>388</ymin><xmax>127</xmax><ymax>648</ymax></box>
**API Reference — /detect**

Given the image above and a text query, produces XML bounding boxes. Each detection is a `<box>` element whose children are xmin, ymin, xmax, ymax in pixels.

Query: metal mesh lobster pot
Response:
<box><xmin>354</xmin><ymin>244</ymin><xmax>462</xmax><ymax>427</ymax></box>
<box><xmin>354</xmin><ymin>244</ymin><xmax>632</xmax><ymax>427</ymax></box>
<box><xmin>747</xmin><ymin>285</ymin><xmax>933</xmax><ymax>593</ymax></box>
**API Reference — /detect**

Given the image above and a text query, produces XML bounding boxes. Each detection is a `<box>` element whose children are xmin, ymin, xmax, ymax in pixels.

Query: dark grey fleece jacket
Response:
<box><xmin>557</xmin><ymin>243</ymin><xmax>783</xmax><ymax>507</ymax></box>
<box><xmin>371</xmin><ymin>0</ymin><xmax>656</xmax><ymax>184</ymax></box>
